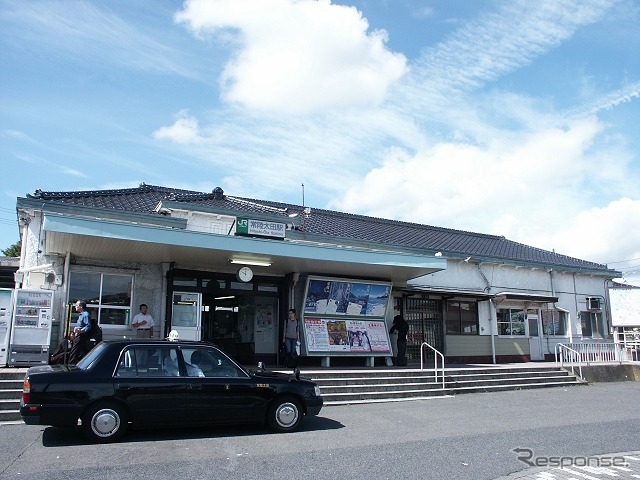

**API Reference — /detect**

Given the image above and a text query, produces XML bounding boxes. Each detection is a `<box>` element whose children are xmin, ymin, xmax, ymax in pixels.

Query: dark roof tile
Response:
<box><xmin>25</xmin><ymin>184</ymin><xmax>613</xmax><ymax>273</ymax></box>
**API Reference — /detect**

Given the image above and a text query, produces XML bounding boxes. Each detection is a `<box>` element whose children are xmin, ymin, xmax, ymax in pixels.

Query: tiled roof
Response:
<box><xmin>26</xmin><ymin>184</ymin><xmax>613</xmax><ymax>273</ymax></box>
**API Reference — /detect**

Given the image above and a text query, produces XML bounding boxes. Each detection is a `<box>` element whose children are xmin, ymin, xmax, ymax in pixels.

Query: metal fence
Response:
<box><xmin>556</xmin><ymin>342</ymin><xmax>640</xmax><ymax>365</ymax></box>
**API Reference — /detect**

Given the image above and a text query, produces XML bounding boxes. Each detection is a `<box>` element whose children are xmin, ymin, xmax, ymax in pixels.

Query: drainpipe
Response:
<box><xmin>160</xmin><ymin>262</ymin><xmax>171</xmax><ymax>339</ymax></box>
<box><xmin>478</xmin><ymin>263</ymin><xmax>496</xmax><ymax>363</ymax></box>
<box><xmin>570</xmin><ymin>273</ymin><xmax>578</xmax><ymax>343</ymax></box>
<box><xmin>476</xmin><ymin>263</ymin><xmax>491</xmax><ymax>290</ymax></box>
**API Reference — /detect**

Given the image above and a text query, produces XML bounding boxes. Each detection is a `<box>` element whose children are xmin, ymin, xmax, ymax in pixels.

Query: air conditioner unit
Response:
<box><xmin>587</xmin><ymin>297</ymin><xmax>601</xmax><ymax>310</ymax></box>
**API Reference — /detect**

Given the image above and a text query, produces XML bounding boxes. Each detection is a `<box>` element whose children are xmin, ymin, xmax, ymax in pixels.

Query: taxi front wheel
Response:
<box><xmin>267</xmin><ymin>395</ymin><xmax>302</xmax><ymax>433</ymax></box>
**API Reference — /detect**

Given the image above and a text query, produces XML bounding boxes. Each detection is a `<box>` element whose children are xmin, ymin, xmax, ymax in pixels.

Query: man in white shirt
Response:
<box><xmin>132</xmin><ymin>303</ymin><xmax>155</xmax><ymax>338</ymax></box>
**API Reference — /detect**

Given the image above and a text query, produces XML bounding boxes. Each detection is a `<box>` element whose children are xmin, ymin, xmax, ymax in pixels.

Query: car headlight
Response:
<box><xmin>314</xmin><ymin>385</ymin><xmax>321</xmax><ymax>397</ymax></box>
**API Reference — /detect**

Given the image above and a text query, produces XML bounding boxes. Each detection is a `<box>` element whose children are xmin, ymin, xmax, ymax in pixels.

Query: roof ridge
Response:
<box><xmin>27</xmin><ymin>183</ymin><xmax>197</xmax><ymax>199</ymax></box>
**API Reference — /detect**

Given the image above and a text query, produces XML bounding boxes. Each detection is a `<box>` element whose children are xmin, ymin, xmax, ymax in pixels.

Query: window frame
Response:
<box><xmin>541</xmin><ymin>309</ymin><xmax>567</xmax><ymax>336</ymax></box>
<box><xmin>497</xmin><ymin>308</ymin><xmax>526</xmax><ymax>337</ymax></box>
<box><xmin>68</xmin><ymin>271</ymin><xmax>134</xmax><ymax>329</ymax></box>
<box><xmin>445</xmin><ymin>300</ymin><xmax>479</xmax><ymax>335</ymax></box>
<box><xmin>580</xmin><ymin>310</ymin><xmax>606</xmax><ymax>339</ymax></box>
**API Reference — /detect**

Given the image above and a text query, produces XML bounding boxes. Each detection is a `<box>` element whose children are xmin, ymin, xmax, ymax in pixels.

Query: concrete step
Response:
<box><xmin>305</xmin><ymin>365</ymin><xmax>585</xmax><ymax>404</ymax></box>
<box><xmin>0</xmin><ymin>398</ymin><xmax>21</xmax><ymax>411</ymax></box>
<box><xmin>320</xmin><ymin>379</ymin><xmax>584</xmax><ymax>405</ymax></box>
<box><xmin>0</xmin><ymin>389</ymin><xmax>21</xmax><ymax>400</ymax></box>
<box><xmin>0</xmin><ymin>409</ymin><xmax>22</xmax><ymax>422</ymax></box>
<box><xmin>0</xmin><ymin>379</ymin><xmax>25</xmax><ymax>390</ymax></box>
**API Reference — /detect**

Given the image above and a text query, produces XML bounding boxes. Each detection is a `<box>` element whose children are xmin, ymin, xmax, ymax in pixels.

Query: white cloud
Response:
<box><xmin>161</xmin><ymin>0</ymin><xmax>638</xmax><ymax>278</ymax></box>
<box><xmin>334</xmin><ymin>117</ymin><xmax>605</xmax><ymax>231</ymax></box>
<box><xmin>537</xmin><ymin>198</ymin><xmax>640</xmax><ymax>267</ymax></box>
<box><xmin>394</xmin><ymin>0</ymin><xmax>615</xmax><ymax>114</ymax></box>
<box><xmin>175</xmin><ymin>0</ymin><xmax>407</xmax><ymax>115</ymax></box>
<box><xmin>152</xmin><ymin>111</ymin><xmax>208</xmax><ymax>144</ymax></box>
<box><xmin>1</xmin><ymin>130</ymin><xmax>30</xmax><ymax>140</ymax></box>
<box><xmin>1</xmin><ymin>1</ymin><xmax>201</xmax><ymax>79</ymax></box>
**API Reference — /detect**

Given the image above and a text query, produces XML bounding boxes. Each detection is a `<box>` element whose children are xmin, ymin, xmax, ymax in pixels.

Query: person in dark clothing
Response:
<box><xmin>389</xmin><ymin>315</ymin><xmax>409</xmax><ymax>366</ymax></box>
<box><xmin>68</xmin><ymin>300</ymin><xmax>91</xmax><ymax>364</ymax></box>
<box><xmin>49</xmin><ymin>332</ymin><xmax>75</xmax><ymax>365</ymax></box>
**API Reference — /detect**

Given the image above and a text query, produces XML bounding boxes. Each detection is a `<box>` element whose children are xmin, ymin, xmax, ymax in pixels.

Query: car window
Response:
<box><xmin>182</xmin><ymin>347</ymin><xmax>244</xmax><ymax>378</ymax></box>
<box><xmin>76</xmin><ymin>343</ymin><xmax>107</xmax><ymax>370</ymax></box>
<box><xmin>115</xmin><ymin>346</ymin><xmax>180</xmax><ymax>377</ymax></box>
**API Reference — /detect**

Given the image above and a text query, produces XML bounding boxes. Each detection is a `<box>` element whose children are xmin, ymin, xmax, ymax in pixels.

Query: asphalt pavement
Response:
<box><xmin>1</xmin><ymin>381</ymin><xmax>639</xmax><ymax>480</ymax></box>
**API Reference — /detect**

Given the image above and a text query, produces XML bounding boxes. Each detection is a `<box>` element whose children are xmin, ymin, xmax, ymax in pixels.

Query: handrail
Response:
<box><xmin>555</xmin><ymin>343</ymin><xmax>583</xmax><ymax>380</ymax></box>
<box><xmin>420</xmin><ymin>342</ymin><xmax>445</xmax><ymax>389</ymax></box>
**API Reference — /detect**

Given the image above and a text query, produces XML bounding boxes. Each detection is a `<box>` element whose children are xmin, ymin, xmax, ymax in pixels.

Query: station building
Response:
<box><xmin>12</xmin><ymin>184</ymin><xmax>620</xmax><ymax>366</ymax></box>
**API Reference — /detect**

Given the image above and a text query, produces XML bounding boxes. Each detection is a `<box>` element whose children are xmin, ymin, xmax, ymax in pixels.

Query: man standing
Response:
<box><xmin>389</xmin><ymin>314</ymin><xmax>409</xmax><ymax>366</ymax></box>
<box><xmin>69</xmin><ymin>301</ymin><xmax>91</xmax><ymax>363</ymax></box>
<box><xmin>132</xmin><ymin>303</ymin><xmax>155</xmax><ymax>338</ymax></box>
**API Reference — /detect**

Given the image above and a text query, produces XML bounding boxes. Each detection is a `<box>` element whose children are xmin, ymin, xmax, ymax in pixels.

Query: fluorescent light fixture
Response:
<box><xmin>229</xmin><ymin>258</ymin><xmax>272</xmax><ymax>267</ymax></box>
<box><xmin>215</xmin><ymin>296</ymin><xmax>235</xmax><ymax>300</ymax></box>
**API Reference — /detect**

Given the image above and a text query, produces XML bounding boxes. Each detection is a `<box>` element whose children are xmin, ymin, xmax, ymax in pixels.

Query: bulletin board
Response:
<box><xmin>301</xmin><ymin>276</ymin><xmax>392</xmax><ymax>356</ymax></box>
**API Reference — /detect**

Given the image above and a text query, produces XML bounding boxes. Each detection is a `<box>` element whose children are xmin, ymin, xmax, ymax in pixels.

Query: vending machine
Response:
<box><xmin>9</xmin><ymin>289</ymin><xmax>54</xmax><ymax>366</ymax></box>
<box><xmin>0</xmin><ymin>288</ymin><xmax>14</xmax><ymax>367</ymax></box>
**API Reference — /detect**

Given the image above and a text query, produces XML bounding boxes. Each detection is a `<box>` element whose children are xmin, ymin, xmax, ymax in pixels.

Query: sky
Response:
<box><xmin>1</xmin><ymin>0</ymin><xmax>639</xmax><ymax>285</ymax></box>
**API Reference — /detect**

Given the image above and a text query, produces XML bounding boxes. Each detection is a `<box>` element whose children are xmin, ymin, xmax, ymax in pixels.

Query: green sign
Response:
<box><xmin>236</xmin><ymin>218</ymin><xmax>286</xmax><ymax>239</ymax></box>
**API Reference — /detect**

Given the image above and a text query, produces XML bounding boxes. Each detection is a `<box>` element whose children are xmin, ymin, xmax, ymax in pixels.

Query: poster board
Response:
<box><xmin>301</xmin><ymin>276</ymin><xmax>392</xmax><ymax>356</ymax></box>
<box><xmin>609</xmin><ymin>288</ymin><xmax>640</xmax><ymax>327</ymax></box>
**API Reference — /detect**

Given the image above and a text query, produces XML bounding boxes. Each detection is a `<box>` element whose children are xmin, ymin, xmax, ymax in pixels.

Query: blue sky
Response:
<box><xmin>1</xmin><ymin>0</ymin><xmax>639</xmax><ymax>284</ymax></box>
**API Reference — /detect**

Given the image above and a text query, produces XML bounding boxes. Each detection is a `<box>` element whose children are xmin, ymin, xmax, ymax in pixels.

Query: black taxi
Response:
<box><xmin>20</xmin><ymin>339</ymin><xmax>323</xmax><ymax>443</ymax></box>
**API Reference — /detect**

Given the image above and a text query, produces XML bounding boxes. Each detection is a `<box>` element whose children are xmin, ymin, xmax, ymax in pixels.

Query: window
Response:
<box><xmin>182</xmin><ymin>347</ymin><xmax>244</xmax><ymax>378</ymax></box>
<box><xmin>115</xmin><ymin>346</ymin><xmax>181</xmax><ymax>377</ymax></box>
<box><xmin>69</xmin><ymin>272</ymin><xmax>133</xmax><ymax>327</ymax></box>
<box><xmin>580</xmin><ymin>311</ymin><xmax>606</xmax><ymax>338</ymax></box>
<box><xmin>446</xmin><ymin>301</ymin><xmax>478</xmax><ymax>334</ymax></box>
<box><xmin>497</xmin><ymin>308</ymin><xmax>526</xmax><ymax>336</ymax></box>
<box><xmin>542</xmin><ymin>310</ymin><xmax>567</xmax><ymax>336</ymax></box>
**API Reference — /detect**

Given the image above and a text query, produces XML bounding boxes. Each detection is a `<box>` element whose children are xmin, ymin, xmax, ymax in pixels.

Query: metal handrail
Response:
<box><xmin>420</xmin><ymin>342</ymin><xmax>445</xmax><ymax>389</ymax></box>
<box><xmin>555</xmin><ymin>343</ymin><xmax>583</xmax><ymax>380</ymax></box>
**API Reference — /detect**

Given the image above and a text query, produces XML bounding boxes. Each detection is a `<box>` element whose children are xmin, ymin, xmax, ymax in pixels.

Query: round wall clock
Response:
<box><xmin>237</xmin><ymin>266</ymin><xmax>254</xmax><ymax>282</ymax></box>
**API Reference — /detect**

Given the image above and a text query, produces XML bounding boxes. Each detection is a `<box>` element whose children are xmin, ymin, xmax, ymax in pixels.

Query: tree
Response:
<box><xmin>1</xmin><ymin>240</ymin><xmax>21</xmax><ymax>257</ymax></box>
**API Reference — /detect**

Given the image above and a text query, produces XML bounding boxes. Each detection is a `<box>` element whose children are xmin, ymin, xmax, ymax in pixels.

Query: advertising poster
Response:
<box><xmin>365</xmin><ymin>320</ymin><xmax>392</xmax><ymax>352</ymax></box>
<box><xmin>304</xmin><ymin>318</ymin><xmax>330</xmax><ymax>351</ymax></box>
<box><xmin>303</xmin><ymin>277</ymin><xmax>390</xmax><ymax>318</ymax></box>
<box><xmin>255</xmin><ymin>303</ymin><xmax>274</xmax><ymax>342</ymax></box>
<box><xmin>302</xmin><ymin>277</ymin><xmax>392</xmax><ymax>356</ymax></box>
<box><xmin>305</xmin><ymin>279</ymin><xmax>331</xmax><ymax>314</ymax></box>
<box><xmin>347</xmin><ymin>320</ymin><xmax>371</xmax><ymax>352</ymax></box>
<box><xmin>304</xmin><ymin>317</ymin><xmax>391</xmax><ymax>355</ymax></box>
<box><xmin>366</xmin><ymin>284</ymin><xmax>391</xmax><ymax>316</ymax></box>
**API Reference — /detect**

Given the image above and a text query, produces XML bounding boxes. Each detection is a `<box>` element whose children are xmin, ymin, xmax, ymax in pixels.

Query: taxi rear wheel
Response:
<box><xmin>81</xmin><ymin>402</ymin><xmax>128</xmax><ymax>443</ymax></box>
<box><xmin>267</xmin><ymin>396</ymin><xmax>302</xmax><ymax>433</ymax></box>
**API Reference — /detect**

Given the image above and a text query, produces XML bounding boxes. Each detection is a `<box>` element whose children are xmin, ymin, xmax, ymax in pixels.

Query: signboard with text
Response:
<box><xmin>236</xmin><ymin>218</ymin><xmax>286</xmax><ymax>239</ymax></box>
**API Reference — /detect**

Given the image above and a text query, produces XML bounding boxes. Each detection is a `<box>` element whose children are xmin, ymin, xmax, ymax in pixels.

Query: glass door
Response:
<box><xmin>171</xmin><ymin>292</ymin><xmax>201</xmax><ymax>341</ymax></box>
<box><xmin>527</xmin><ymin>309</ymin><xmax>544</xmax><ymax>360</ymax></box>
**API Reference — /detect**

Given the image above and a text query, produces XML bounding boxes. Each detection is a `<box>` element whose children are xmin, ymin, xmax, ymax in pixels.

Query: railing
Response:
<box><xmin>555</xmin><ymin>344</ymin><xmax>583</xmax><ymax>380</ymax></box>
<box><xmin>557</xmin><ymin>342</ymin><xmax>640</xmax><ymax>364</ymax></box>
<box><xmin>420</xmin><ymin>342</ymin><xmax>445</xmax><ymax>389</ymax></box>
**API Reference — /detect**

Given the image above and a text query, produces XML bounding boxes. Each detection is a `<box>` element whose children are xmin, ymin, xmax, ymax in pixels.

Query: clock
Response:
<box><xmin>236</xmin><ymin>266</ymin><xmax>254</xmax><ymax>282</ymax></box>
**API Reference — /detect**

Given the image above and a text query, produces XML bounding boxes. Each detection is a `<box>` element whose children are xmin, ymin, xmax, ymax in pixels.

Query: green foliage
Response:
<box><xmin>1</xmin><ymin>240</ymin><xmax>21</xmax><ymax>257</ymax></box>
